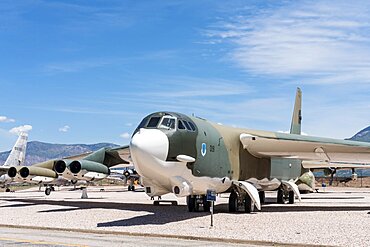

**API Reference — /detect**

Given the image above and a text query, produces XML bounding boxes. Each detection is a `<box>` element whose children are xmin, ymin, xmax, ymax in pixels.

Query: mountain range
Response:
<box><xmin>348</xmin><ymin>126</ymin><xmax>370</xmax><ymax>142</ymax></box>
<box><xmin>0</xmin><ymin>141</ymin><xmax>119</xmax><ymax>166</ymax></box>
<box><xmin>0</xmin><ymin>126</ymin><xmax>369</xmax><ymax>175</ymax></box>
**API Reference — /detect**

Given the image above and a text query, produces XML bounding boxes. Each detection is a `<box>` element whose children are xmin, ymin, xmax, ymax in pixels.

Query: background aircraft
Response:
<box><xmin>0</xmin><ymin>132</ymin><xmax>28</xmax><ymax>192</ymax></box>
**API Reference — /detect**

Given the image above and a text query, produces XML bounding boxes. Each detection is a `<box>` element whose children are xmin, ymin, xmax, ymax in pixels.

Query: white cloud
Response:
<box><xmin>207</xmin><ymin>1</ymin><xmax>370</xmax><ymax>84</ymax></box>
<box><xmin>9</xmin><ymin>125</ymin><xmax>32</xmax><ymax>135</ymax></box>
<box><xmin>58</xmin><ymin>125</ymin><xmax>70</xmax><ymax>132</ymax></box>
<box><xmin>120</xmin><ymin>132</ymin><xmax>131</xmax><ymax>139</ymax></box>
<box><xmin>0</xmin><ymin>116</ymin><xmax>15</xmax><ymax>123</ymax></box>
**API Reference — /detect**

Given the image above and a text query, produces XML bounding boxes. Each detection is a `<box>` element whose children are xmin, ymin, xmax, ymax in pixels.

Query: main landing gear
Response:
<box><xmin>45</xmin><ymin>186</ymin><xmax>55</xmax><ymax>196</ymax></box>
<box><xmin>277</xmin><ymin>188</ymin><xmax>295</xmax><ymax>204</ymax></box>
<box><xmin>186</xmin><ymin>195</ymin><xmax>211</xmax><ymax>212</ymax></box>
<box><xmin>228</xmin><ymin>189</ymin><xmax>255</xmax><ymax>213</ymax></box>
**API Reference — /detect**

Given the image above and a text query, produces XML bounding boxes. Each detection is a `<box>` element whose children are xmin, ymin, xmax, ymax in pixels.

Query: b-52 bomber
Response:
<box><xmin>128</xmin><ymin>88</ymin><xmax>370</xmax><ymax>212</ymax></box>
<box><xmin>8</xmin><ymin>88</ymin><xmax>370</xmax><ymax>213</ymax></box>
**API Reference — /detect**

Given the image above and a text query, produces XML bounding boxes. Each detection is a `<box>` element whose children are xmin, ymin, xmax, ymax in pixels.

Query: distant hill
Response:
<box><xmin>348</xmin><ymin>126</ymin><xmax>370</xmax><ymax>142</ymax></box>
<box><xmin>0</xmin><ymin>141</ymin><xmax>119</xmax><ymax>166</ymax></box>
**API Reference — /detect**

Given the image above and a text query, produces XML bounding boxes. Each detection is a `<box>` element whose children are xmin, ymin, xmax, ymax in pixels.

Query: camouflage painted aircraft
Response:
<box><xmin>128</xmin><ymin>88</ymin><xmax>370</xmax><ymax>212</ymax></box>
<box><xmin>0</xmin><ymin>132</ymin><xmax>28</xmax><ymax>191</ymax></box>
<box><xmin>8</xmin><ymin>146</ymin><xmax>130</xmax><ymax>195</ymax></box>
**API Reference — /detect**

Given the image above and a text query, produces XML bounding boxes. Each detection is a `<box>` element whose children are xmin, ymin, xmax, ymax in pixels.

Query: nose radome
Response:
<box><xmin>130</xmin><ymin>128</ymin><xmax>169</xmax><ymax>161</ymax></box>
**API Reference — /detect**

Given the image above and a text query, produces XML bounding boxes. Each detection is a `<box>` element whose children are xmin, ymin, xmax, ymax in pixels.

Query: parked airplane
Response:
<box><xmin>8</xmin><ymin>147</ymin><xmax>130</xmax><ymax>195</ymax></box>
<box><xmin>0</xmin><ymin>132</ymin><xmax>28</xmax><ymax>191</ymax></box>
<box><xmin>128</xmin><ymin>88</ymin><xmax>370</xmax><ymax>213</ymax></box>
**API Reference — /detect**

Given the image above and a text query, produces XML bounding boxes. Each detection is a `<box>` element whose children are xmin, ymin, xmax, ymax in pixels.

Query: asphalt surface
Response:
<box><xmin>0</xmin><ymin>185</ymin><xmax>369</xmax><ymax>246</ymax></box>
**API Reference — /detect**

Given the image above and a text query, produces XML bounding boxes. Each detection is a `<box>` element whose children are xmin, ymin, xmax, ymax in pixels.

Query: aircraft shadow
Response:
<box><xmin>0</xmin><ymin>198</ymin><xmax>209</xmax><ymax>226</ymax></box>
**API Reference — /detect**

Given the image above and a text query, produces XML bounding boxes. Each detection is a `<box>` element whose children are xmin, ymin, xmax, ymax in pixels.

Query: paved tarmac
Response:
<box><xmin>0</xmin><ymin>185</ymin><xmax>369</xmax><ymax>246</ymax></box>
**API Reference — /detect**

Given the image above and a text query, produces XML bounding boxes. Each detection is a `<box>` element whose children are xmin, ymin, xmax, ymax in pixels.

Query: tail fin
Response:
<box><xmin>3</xmin><ymin>132</ymin><xmax>28</xmax><ymax>167</ymax></box>
<box><xmin>290</xmin><ymin>87</ymin><xmax>302</xmax><ymax>135</ymax></box>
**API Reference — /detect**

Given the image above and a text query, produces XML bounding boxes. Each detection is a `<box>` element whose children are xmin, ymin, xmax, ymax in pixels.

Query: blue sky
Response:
<box><xmin>0</xmin><ymin>0</ymin><xmax>369</xmax><ymax>151</ymax></box>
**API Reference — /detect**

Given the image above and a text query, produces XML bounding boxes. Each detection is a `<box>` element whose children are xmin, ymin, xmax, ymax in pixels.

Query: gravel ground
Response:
<box><xmin>0</xmin><ymin>186</ymin><xmax>369</xmax><ymax>246</ymax></box>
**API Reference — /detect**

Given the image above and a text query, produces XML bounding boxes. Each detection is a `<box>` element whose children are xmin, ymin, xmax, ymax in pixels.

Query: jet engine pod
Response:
<box><xmin>69</xmin><ymin>161</ymin><xmax>82</xmax><ymax>174</ymax></box>
<box><xmin>54</xmin><ymin>160</ymin><xmax>67</xmax><ymax>174</ymax></box>
<box><xmin>68</xmin><ymin>160</ymin><xmax>109</xmax><ymax>175</ymax></box>
<box><xmin>7</xmin><ymin>167</ymin><xmax>18</xmax><ymax>178</ymax></box>
<box><xmin>19</xmin><ymin>167</ymin><xmax>30</xmax><ymax>178</ymax></box>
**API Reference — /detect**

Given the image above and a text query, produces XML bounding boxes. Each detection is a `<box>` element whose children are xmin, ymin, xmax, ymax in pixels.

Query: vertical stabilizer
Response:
<box><xmin>290</xmin><ymin>87</ymin><xmax>302</xmax><ymax>135</ymax></box>
<box><xmin>3</xmin><ymin>132</ymin><xmax>28</xmax><ymax>167</ymax></box>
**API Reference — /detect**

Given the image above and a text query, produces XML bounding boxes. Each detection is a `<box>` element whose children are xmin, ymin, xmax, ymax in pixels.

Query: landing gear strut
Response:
<box><xmin>186</xmin><ymin>195</ymin><xmax>211</xmax><ymax>212</ymax></box>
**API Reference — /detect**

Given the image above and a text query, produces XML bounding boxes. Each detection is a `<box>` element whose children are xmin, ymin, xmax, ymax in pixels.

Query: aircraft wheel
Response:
<box><xmin>244</xmin><ymin>195</ymin><xmax>254</xmax><ymax>213</ymax></box>
<box><xmin>131</xmin><ymin>185</ymin><xmax>135</xmax><ymax>191</ymax></box>
<box><xmin>259</xmin><ymin>191</ymin><xmax>265</xmax><ymax>204</ymax></box>
<box><xmin>277</xmin><ymin>189</ymin><xmax>285</xmax><ymax>204</ymax></box>
<box><xmin>228</xmin><ymin>190</ymin><xmax>238</xmax><ymax>212</ymax></box>
<box><xmin>187</xmin><ymin>196</ymin><xmax>196</xmax><ymax>212</ymax></box>
<box><xmin>128</xmin><ymin>185</ymin><xmax>132</xmax><ymax>191</ymax></box>
<box><xmin>45</xmin><ymin>188</ymin><xmax>51</xmax><ymax>196</ymax></box>
<box><xmin>202</xmin><ymin>196</ymin><xmax>211</xmax><ymax>212</ymax></box>
<box><xmin>288</xmin><ymin>190</ymin><xmax>294</xmax><ymax>204</ymax></box>
<box><xmin>5</xmin><ymin>188</ymin><xmax>10</xmax><ymax>192</ymax></box>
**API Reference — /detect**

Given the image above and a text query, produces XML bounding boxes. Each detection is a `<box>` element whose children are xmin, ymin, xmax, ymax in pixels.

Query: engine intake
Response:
<box><xmin>19</xmin><ymin>167</ymin><xmax>30</xmax><ymax>178</ymax></box>
<box><xmin>69</xmin><ymin>161</ymin><xmax>82</xmax><ymax>174</ymax></box>
<box><xmin>54</xmin><ymin>160</ymin><xmax>67</xmax><ymax>174</ymax></box>
<box><xmin>8</xmin><ymin>167</ymin><xmax>17</xmax><ymax>178</ymax></box>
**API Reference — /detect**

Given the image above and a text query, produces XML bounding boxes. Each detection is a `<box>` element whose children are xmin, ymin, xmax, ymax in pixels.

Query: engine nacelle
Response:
<box><xmin>54</xmin><ymin>160</ymin><xmax>69</xmax><ymax>174</ymax></box>
<box><xmin>7</xmin><ymin>167</ymin><xmax>19</xmax><ymax>178</ymax></box>
<box><xmin>20</xmin><ymin>166</ymin><xmax>58</xmax><ymax>179</ymax></box>
<box><xmin>67</xmin><ymin>160</ymin><xmax>110</xmax><ymax>176</ymax></box>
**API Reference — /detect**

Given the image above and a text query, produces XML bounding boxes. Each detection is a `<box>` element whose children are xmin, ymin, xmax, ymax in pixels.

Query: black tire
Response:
<box><xmin>128</xmin><ymin>185</ymin><xmax>132</xmax><ymax>191</ymax></box>
<box><xmin>131</xmin><ymin>185</ymin><xmax>135</xmax><ymax>191</ymax></box>
<box><xmin>244</xmin><ymin>195</ymin><xmax>254</xmax><ymax>213</ymax></box>
<box><xmin>202</xmin><ymin>196</ymin><xmax>211</xmax><ymax>212</ymax></box>
<box><xmin>187</xmin><ymin>196</ymin><xmax>196</xmax><ymax>212</ymax></box>
<box><xmin>259</xmin><ymin>191</ymin><xmax>265</xmax><ymax>204</ymax></box>
<box><xmin>228</xmin><ymin>190</ymin><xmax>238</xmax><ymax>212</ymax></box>
<box><xmin>5</xmin><ymin>188</ymin><xmax>10</xmax><ymax>192</ymax></box>
<box><xmin>277</xmin><ymin>189</ymin><xmax>284</xmax><ymax>204</ymax></box>
<box><xmin>45</xmin><ymin>188</ymin><xmax>51</xmax><ymax>196</ymax></box>
<box><xmin>288</xmin><ymin>190</ymin><xmax>295</xmax><ymax>204</ymax></box>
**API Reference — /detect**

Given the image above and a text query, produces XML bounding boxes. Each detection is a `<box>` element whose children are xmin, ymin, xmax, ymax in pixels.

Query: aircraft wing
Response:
<box><xmin>240</xmin><ymin>132</ymin><xmax>370</xmax><ymax>165</ymax></box>
<box><xmin>111</xmin><ymin>145</ymin><xmax>131</xmax><ymax>164</ymax></box>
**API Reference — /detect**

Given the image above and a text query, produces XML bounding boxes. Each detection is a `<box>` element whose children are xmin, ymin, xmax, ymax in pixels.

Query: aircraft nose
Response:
<box><xmin>130</xmin><ymin>128</ymin><xmax>169</xmax><ymax>161</ymax></box>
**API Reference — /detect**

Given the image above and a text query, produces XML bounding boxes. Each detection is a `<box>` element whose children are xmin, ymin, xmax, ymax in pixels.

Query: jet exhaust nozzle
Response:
<box><xmin>8</xmin><ymin>167</ymin><xmax>17</xmax><ymax>178</ymax></box>
<box><xmin>19</xmin><ymin>167</ymin><xmax>30</xmax><ymax>178</ymax></box>
<box><xmin>69</xmin><ymin>161</ymin><xmax>82</xmax><ymax>174</ymax></box>
<box><xmin>54</xmin><ymin>160</ymin><xmax>67</xmax><ymax>174</ymax></box>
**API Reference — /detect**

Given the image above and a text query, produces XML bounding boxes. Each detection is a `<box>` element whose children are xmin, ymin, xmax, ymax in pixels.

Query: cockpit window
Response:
<box><xmin>188</xmin><ymin>121</ymin><xmax>196</xmax><ymax>131</ymax></box>
<box><xmin>183</xmin><ymin>121</ymin><xmax>191</xmax><ymax>131</ymax></box>
<box><xmin>147</xmin><ymin>117</ymin><xmax>161</xmax><ymax>128</ymax></box>
<box><xmin>159</xmin><ymin>117</ymin><xmax>176</xmax><ymax>129</ymax></box>
<box><xmin>178</xmin><ymin>120</ymin><xmax>186</xmax><ymax>130</ymax></box>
